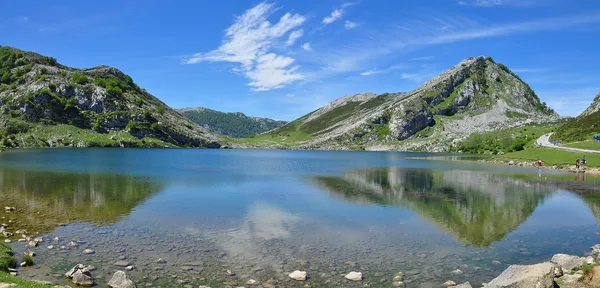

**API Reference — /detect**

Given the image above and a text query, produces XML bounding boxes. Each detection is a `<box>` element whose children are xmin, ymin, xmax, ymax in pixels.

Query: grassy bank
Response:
<box><xmin>0</xmin><ymin>243</ymin><xmax>52</xmax><ymax>287</ymax></box>
<box><xmin>564</xmin><ymin>141</ymin><xmax>600</xmax><ymax>151</ymax></box>
<box><xmin>450</xmin><ymin>124</ymin><xmax>556</xmax><ymax>154</ymax></box>
<box><xmin>497</xmin><ymin>148</ymin><xmax>600</xmax><ymax>167</ymax></box>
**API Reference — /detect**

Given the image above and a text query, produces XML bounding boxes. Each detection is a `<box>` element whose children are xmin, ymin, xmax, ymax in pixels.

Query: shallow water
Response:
<box><xmin>1</xmin><ymin>149</ymin><xmax>599</xmax><ymax>287</ymax></box>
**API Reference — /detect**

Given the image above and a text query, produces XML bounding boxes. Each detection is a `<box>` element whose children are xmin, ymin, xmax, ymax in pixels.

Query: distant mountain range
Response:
<box><xmin>177</xmin><ymin>107</ymin><xmax>286</xmax><ymax>138</ymax></box>
<box><xmin>243</xmin><ymin>56</ymin><xmax>559</xmax><ymax>151</ymax></box>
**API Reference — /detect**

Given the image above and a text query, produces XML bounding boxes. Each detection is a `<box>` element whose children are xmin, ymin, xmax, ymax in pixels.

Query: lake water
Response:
<box><xmin>1</xmin><ymin>149</ymin><xmax>600</xmax><ymax>288</ymax></box>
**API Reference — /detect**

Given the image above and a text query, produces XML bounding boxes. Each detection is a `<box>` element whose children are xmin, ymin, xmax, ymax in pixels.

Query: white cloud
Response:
<box><xmin>512</xmin><ymin>68</ymin><xmax>544</xmax><ymax>73</ymax></box>
<box><xmin>411</xmin><ymin>56</ymin><xmax>436</xmax><ymax>61</ymax></box>
<box><xmin>185</xmin><ymin>2</ymin><xmax>305</xmax><ymax>91</ymax></box>
<box><xmin>359</xmin><ymin>64</ymin><xmax>405</xmax><ymax>76</ymax></box>
<box><xmin>344</xmin><ymin>20</ymin><xmax>359</xmax><ymax>29</ymax></box>
<box><xmin>457</xmin><ymin>0</ymin><xmax>538</xmax><ymax>7</ymax></box>
<box><xmin>301</xmin><ymin>42</ymin><xmax>312</xmax><ymax>51</ymax></box>
<box><xmin>322</xmin><ymin>9</ymin><xmax>343</xmax><ymax>24</ymax></box>
<box><xmin>540</xmin><ymin>87</ymin><xmax>600</xmax><ymax>116</ymax></box>
<box><xmin>286</xmin><ymin>29</ymin><xmax>304</xmax><ymax>46</ymax></box>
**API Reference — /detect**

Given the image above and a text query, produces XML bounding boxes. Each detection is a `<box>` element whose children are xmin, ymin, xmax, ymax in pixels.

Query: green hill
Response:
<box><xmin>0</xmin><ymin>45</ymin><xmax>221</xmax><ymax>148</ymax></box>
<box><xmin>553</xmin><ymin>91</ymin><xmax>600</xmax><ymax>142</ymax></box>
<box><xmin>178</xmin><ymin>107</ymin><xmax>286</xmax><ymax>138</ymax></box>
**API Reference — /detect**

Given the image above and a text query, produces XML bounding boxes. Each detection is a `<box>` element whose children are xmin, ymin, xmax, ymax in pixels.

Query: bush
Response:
<box><xmin>70</xmin><ymin>72</ymin><xmax>88</xmax><ymax>85</ymax></box>
<box><xmin>23</xmin><ymin>253</ymin><xmax>34</xmax><ymax>266</ymax></box>
<box><xmin>151</xmin><ymin>122</ymin><xmax>159</xmax><ymax>131</ymax></box>
<box><xmin>40</xmin><ymin>67</ymin><xmax>47</xmax><ymax>74</ymax></box>
<box><xmin>59</xmin><ymin>71</ymin><xmax>67</xmax><ymax>77</ymax></box>
<box><xmin>156</xmin><ymin>106</ymin><xmax>166</xmax><ymax>114</ymax></box>
<box><xmin>136</xmin><ymin>98</ymin><xmax>144</xmax><ymax>107</ymax></box>
<box><xmin>0</xmin><ymin>243</ymin><xmax>16</xmax><ymax>272</ymax></box>
<box><xmin>106</xmin><ymin>85</ymin><xmax>123</xmax><ymax>97</ymax></box>
<box><xmin>48</xmin><ymin>82</ymin><xmax>57</xmax><ymax>91</ymax></box>
<box><xmin>126</xmin><ymin>121</ymin><xmax>138</xmax><ymax>130</ymax></box>
<box><xmin>94</xmin><ymin>76</ymin><xmax>107</xmax><ymax>88</ymax></box>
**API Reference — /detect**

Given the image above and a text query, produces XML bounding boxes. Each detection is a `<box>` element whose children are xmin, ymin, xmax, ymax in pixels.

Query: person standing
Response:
<box><xmin>583</xmin><ymin>155</ymin><xmax>587</xmax><ymax>165</ymax></box>
<box><xmin>537</xmin><ymin>159</ymin><xmax>542</xmax><ymax>167</ymax></box>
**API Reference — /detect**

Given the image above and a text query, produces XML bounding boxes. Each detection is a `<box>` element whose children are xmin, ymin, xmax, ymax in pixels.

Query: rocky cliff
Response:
<box><xmin>259</xmin><ymin>56</ymin><xmax>559</xmax><ymax>151</ymax></box>
<box><xmin>177</xmin><ymin>107</ymin><xmax>287</xmax><ymax>138</ymax></box>
<box><xmin>0</xmin><ymin>46</ymin><xmax>221</xmax><ymax>148</ymax></box>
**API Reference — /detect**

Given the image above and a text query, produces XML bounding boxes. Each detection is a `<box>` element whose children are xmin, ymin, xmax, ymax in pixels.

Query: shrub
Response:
<box><xmin>151</xmin><ymin>122</ymin><xmax>159</xmax><ymax>131</ymax></box>
<box><xmin>156</xmin><ymin>106</ymin><xmax>166</xmax><ymax>114</ymax></box>
<box><xmin>70</xmin><ymin>72</ymin><xmax>88</xmax><ymax>85</ymax></box>
<box><xmin>59</xmin><ymin>71</ymin><xmax>67</xmax><ymax>77</ymax></box>
<box><xmin>94</xmin><ymin>76</ymin><xmax>107</xmax><ymax>88</ymax></box>
<box><xmin>48</xmin><ymin>82</ymin><xmax>57</xmax><ymax>91</ymax></box>
<box><xmin>126</xmin><ymin>121</ymin><xmax>138</xmax><ymax>130</ymax></box>
<box><xmin>136</xmin><ymin>98</ymin><xmax>144</xmax><ymax>107</ymax></box>
<box><xmin>0</xmin><ymin>243</ymin><xmax>16</xmax><ymax>272</ymax></box>
<box><xmin>9</xmin><ymin>83</ymin><xmax>16</xmax><ymax>90</ymax></box>
<box><xmin>40</xmin><ymin>67</ymin><xmax>47</xmax><ymax>74</ymax></box>
<box><xmin>106</xmin><ymin>85</ymin><xmax>123</xmax><ymax>97</ymax></box>
<box><xmin>23</xmin><ymin>253</ymin><xmax>34</xmax><ymax>266</ymax></box>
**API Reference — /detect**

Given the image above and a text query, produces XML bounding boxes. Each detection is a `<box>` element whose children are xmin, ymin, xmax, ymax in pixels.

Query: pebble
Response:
<box><xmin>492</xmin><ymin>260</ymin><xmax>502</xmax><ymax>265</ymax></box>
<box><xmin>3</xmin><ymin>239</ymin><xmax>10</xmax><ymax>243</ymax></box>
<box><xmin>451</xmin><ymin>269</ymin><xmax>463</xmax><ymax>275</ymax></box>
<box><xmin>126</xmin><ymin>266</ymin><xmax>135</xmax><ymax>271</ymax></box>
<box><xmin>47</xmin><ymin>245</ymin><xmax>54</xmax><ymax>249</ymax></box>
<box><xmin>247</xmin><ymin>279</ymin><xmax>257</xmax><ymax>285</ymax></box>
<box><xmin>443</xmin><ymin>280</ymin><xmax>457</xmax><ymax>287</ymax></box>
<box><xmin>114</xmin><ymin>261</ymin><xmax>130</xmax><ymax>267</ymax></box>
<box><xmin>345</xmin><ymin>271</ymin><xmax>363</xmax><ymax>281</ymax></box>
<box><xmin>155</xmin><ymin>258</ymin><xmax>166</xmax><ymax>264</ymax></box>
<box><xmin>82</xmin><ymin>249</ymin><xmax>95</xmax><ymax>255</ymax></box>
<box><xmin>289</xmin><ymin>270</ymin><xmax>307</xmax><ymax>281</ymax></box>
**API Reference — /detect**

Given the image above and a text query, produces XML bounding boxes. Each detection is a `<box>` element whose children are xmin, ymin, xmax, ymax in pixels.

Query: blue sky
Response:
<box><xmin>1</xmin><ymin>0</ymin><xmax>599</xmax><ymax>120</ymax></box>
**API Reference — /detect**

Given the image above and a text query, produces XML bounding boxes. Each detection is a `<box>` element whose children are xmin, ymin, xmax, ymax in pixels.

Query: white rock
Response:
<box><xmin>108</xmin><ymin>270</ymin><xmax>136</xmax><ymax>288</ymax></box>
<box><xmin>82</xmin><ymin>249</ymin><xmax>95</xmax><ymax>255</ymax></box>
<box><xmin>288</xmin><ymin>270</ymin><xmax>307</xmax><ymax>281</ymax></box>
<box><xmin>485</xmin><ymin>262</ymin><xmax>561</xmax><ymax>288</ymax></box>
<box><xmin>443</xmin><ymin>280</ymin><xmax>457</xmax><ymax>287</ymax></box>
<box><xmin>550</xmin><ymin>254</ymin><xmax>586</xmax><ymax>272</ymax></box>
<box><xmin>345</xmin><ymin>271</ymin><xmax>363</xmax><ymax>281</ymax></box>
<box><xmin>246</xmin><ymin>279</ymin><xmax>257</xmax><ymax>285</ymax></box>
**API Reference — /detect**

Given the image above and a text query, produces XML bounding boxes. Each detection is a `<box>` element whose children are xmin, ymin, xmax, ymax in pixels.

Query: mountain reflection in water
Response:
<box><xmin>313</xmin><ymin>167</ymin><xmax>555</xmax><ymax>247</ymax></box>
<box><xmin>0</xmin><ymin>168</ymin><xmax>162</xmax><ymax>235</ymax></box>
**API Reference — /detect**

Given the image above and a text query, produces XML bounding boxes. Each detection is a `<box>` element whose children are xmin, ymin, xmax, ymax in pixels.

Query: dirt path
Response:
<box><xmin>536</xmin><ymin>133</ymin><xmax>600</xmax><ymax>154</ymax></box>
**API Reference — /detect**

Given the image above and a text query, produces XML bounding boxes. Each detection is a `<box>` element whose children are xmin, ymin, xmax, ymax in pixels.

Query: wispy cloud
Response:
<box><xmin>286</xmin><ymin>29</ymin><xmax>304</xmax><ymax>46</ymax></box>
<box><xmin>457</xmin><ymin>0</ymin><xmax>541</xmax><ymax>7</ymax></box>
<box><xmin>539</xmin><ymin>87</ymin><xmax>600</xmax><ymax>116</ymax></box>
<box><xmin>185</xmin><ymin>2</ymin><xmax>305</xmax><ymax>91</ymax></box>
<box><xmin>512</xmin><ymin>68</ymin><xmax>544</xmax><ymax>73</ymax></box>
<box><xmin>411</xmin><ymin>56</ymin><xmax>436</xmax><ymax>61</ymax></box>
<box><xmin>344</xmin><ymin>20</ymin><xmax>359</xmax><ymax>29</ymax></box>
<box><xmin>360</xmin><ymin>64</ymin><xmax>405</xmax><ymax>76</ymax></box>
<box><xmin>322</xmin><ymin>9</ymin><xmax>343</xmax><ymax>24</ymax></box>
<box><xmin>301</xmin><ymin>42</ymin><xmax>312</xmax><ymax>51</ymax></box>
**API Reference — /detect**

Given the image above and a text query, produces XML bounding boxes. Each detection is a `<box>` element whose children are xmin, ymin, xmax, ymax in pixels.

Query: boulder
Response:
<box><xmin>485</xmin><ymin>262</ymin><xmax>561</xmax><ymax>288</ymax></box>
<box><xmin>108</xmin><ymin>270</ymin><xmax>136</xmax><ymax>288</ymax></box>
<box><xmin>443</xmin><ymin>280</ymin><xmax>457</xmax><ymax>287</ymax></box>
<box><xmin>550</xmin><ymin>253</ymin><xmax>586</xmax><ymax>272</ymax></box>
<box><xmin>72</xmin><ymin>269</ymin><xmax>94</xmax><ymax>286</ymax></box>
<box><xmin>592</xmin><ymin>244</ymin><xmax>600</xmax><ymax>263</ymax></box>
<box><xmin>65</xmin><ymin>264</ymin><xmax>86</xmax><ymax>278</ymax></box>
<box><xmin>345</xmin><ymin>271</ymin><xmax>362</xmax><ymax>281</ymax></box>
<box><xmin>288</xmin><ymin>270</ymin><xmax>307</xmax><ymax>281</ymax></box>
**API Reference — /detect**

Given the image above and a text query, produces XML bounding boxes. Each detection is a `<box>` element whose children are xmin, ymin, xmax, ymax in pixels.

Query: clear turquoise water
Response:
<box><xmin>1</xmin><ymin>149</ymin><xmax>599</xmax><ymax>288</ymax></box>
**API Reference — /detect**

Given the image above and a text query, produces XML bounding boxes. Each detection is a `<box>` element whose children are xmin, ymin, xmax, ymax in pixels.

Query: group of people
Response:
<box><xmin>576</xmin><ymin>155</ymin><xmax>587</xmax><ymax>169</ymax></box>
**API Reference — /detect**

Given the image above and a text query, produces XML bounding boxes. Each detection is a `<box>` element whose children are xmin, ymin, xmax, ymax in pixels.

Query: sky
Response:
<box><xmin>1</xmin><ymin>0</ymin><xmax>599</xmax><ymax>120</ymax></box>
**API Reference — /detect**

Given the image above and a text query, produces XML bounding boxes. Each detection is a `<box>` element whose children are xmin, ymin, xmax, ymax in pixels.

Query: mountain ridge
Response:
<box><xmin>177</xmin><ymin>106</ymin><xmax>287</xmax><ymax>138</ymax></box>
<box><xmin>0</xmin><ymin>45</ymin><xmax>222</xmax><ymax>148</ymax></box>
<box><xmin>241</xmin><ymin>56</ymin><xmax>559</xmax><ymax>151</ymax></box>
<box><xmin>553</xmin><ymin>90</ymin><xmax>600</xmax><ymax>141</ymax></box>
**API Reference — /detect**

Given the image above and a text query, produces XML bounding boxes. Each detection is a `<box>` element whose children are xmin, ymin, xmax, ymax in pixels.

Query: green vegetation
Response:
<box><xmin>70</xmin><ymin>72</ymin><xmax>89</xmax><ymax>85</ymax></box>
<box><xmin>0</xmin><ymin>243</ymin><xmax>16</xmax><ymax>272</ymax></box>
<box><xmin>498</xmin><ymin>148</ymin><xmax>600</xmax><ymax>167</ymax></box>
<box><xmin>179</xmin><ymin>108</ymin><xmax>286</xmax><ymax>138</ymax></box>
<box><xmin>23</xmin><ymin>253</ymin><xmax>34</xmax><ymax>266</ymax></box>
<box><xmin>451</xmin><ymin>125</ymin><xmax>554</xmax><ymax>154</ymax></box>
<box><xmin>564</xmin><ymin>141</ymin><xmax>600</xmax><ymax>151</ymax></box>
<box><xmin>300</xmin><ymin>102</ymin><xmax>360</xmax><ymax>134</ymax></box>
<box><xmin>0</xmin><ymin>273</ymin><xmax>52</xmax><ymax>288</ymax></box>
<box><xmin>553</xmin><ymin>110</ymin><xmax>600</xmax><ymax>142</ymax></box>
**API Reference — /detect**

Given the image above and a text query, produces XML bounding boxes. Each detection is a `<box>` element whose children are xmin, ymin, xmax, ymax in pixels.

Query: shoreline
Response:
<box><xmin>475</xmin><ymin>158</ymin><xmax>600</xmax><ymax>175</ymax></box>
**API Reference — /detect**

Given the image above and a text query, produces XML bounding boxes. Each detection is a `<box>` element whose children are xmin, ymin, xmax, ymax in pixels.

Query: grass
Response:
<box><xmin>564</xmin><ymin>140</ymin><xmax>600</xmax><ymax>151</ymax></box>
<box><xmin>451</xmin><ymin>124</ymin><xmax>556</xmax><ymax>154</ymax></box>
<box><xmin>497</xmin><ymin>148</ymin><xmax>600</xmax><ymax>167</ymax></box>
<box><xmin>0</xmin><ymin>244</ymin><xmax>16</xmax><ymax>273</ymax></box>
<box><xmin>22</xmin><ymin>254</ymin><xmax>34</xmax><ymax>266</ymax></box>
<box><xmin>5</xmin><ymin>123</ymin><xmax>173</xmax><ymax>148</ymax></box>
<box><xmin>0</xmin><ymin>273</ymin><xmax>52</xmax><ymax>287</ymax></box>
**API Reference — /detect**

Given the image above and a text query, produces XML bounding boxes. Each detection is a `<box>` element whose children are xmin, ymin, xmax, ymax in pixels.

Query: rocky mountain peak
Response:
<box><xmin>580</xmin><ymin>90</ymin><xmax>600</xmax><ymax>117</ymax></box>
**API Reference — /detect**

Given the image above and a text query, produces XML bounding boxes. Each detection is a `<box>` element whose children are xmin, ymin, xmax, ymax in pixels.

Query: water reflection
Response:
<box><xmin>0</xmin><ymin>168</ymin><xmax>162</xmax><ymax>235</ymax></box>
<box><xmin>313</xmin><ymin>168</ymin><xmax>555</xmax><ymax>247</ymax></box>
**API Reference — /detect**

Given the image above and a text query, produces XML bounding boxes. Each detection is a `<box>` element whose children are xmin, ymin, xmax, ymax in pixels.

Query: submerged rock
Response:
<box><xmin>65</xmin><ymin>264</ymin><xmax>94</xmax><ymax>287</ymax></box>
<box><xmin>485</xmin><ymin>262</ymin><xmax>561</xmax><ymax>288</ymax></box>
<box><xmin>108</xmin><ymin>270</ymin><xmax>136</xmax><ymax>288</ymax></box>
<box><xmin>288</xmin><ymin>270</ymin><xmax>307</xmax><ymax>281</ymax></box>
<box><xmin>550</xmin><ymin>253</ymin><xmax>586</xmax><ymax>272</ymax></box>
<box><xmin>443</xmin><ymin>280</ymin><xmax>457</xmax><ymax>287</ymax></box>
<box><xmin>454</xmin><ymin>282</ymin><xmax>473</xmax><ymax>288</ymax></box>
<box><xmin>345</xmin><ymin>271</ymin><xmax>362</xmax><ymax>281</ymax></box>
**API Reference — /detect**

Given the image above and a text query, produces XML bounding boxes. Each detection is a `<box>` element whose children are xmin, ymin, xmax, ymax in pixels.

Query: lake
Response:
<box><xmin>1</xmin><ymin>149</ymin><xmax>600</xmax><ymax>288</ymax></box>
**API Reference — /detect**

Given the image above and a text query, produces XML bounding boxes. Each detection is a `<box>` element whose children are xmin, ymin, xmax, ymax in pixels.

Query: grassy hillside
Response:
<box><xmin>178</xmin><ymin>107</ymin><xmax>286</xmax><ymax>138</ymax></box>
<box><xmin>0</xmin><ymin>46</ymin><xmax>221</xmax><ymax>148</ymax></box>
<box><xmin>553</xmin><ymin>92</ymin><xmax>600</xmax><ymax>142</ymax></box>
<box><xmin>450</xmin><ymin>124</ymin><xmax>557</xmax><ymax>154</ymax></box>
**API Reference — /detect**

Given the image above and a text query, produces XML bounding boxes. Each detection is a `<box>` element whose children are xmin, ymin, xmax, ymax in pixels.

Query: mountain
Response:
<box><xmin>177</xmin><ymin>107</ymin><xmax>287</xmax><ymax>138</ymax></box>
<box><xmin>553</xmin><ymin>91</ymin><xmax>600</xmax><ymax>141</ymax></box>
<box><xmin>257</xmin><ymin>56</ymin><xmax>558</xmax><ymax>152</ymax></box>
<box><xmin>0</xmin><ymin>46</ymin><xmax>221</xmax><ymax>148</ymax></box>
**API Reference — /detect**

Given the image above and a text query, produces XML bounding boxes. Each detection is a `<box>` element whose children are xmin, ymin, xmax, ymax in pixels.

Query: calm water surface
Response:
<box><xmin>1</xmin><ymin>149</ymin><xmax>600</xmax><ymax>288</ymax></box>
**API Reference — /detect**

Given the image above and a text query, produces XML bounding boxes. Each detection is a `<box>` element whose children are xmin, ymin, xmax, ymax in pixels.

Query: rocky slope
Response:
<box><xmin>177</xmin><ymin>107</ymin><xmax>286</xmax><ymax>138</ymax></box>
<box><xmin>554</xmin><ymin>91</ymin><xmax>600</xmax><ymax>141</ymax></box>
<box><xmin>258</xmin><ymin>56</ymin><xmax>559</xmax><ymax>152</ymax></box>
<box><xmin>0</xmin><ymin>46</ymin><xmax>221</xmax><ymax>148</ymax></box>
